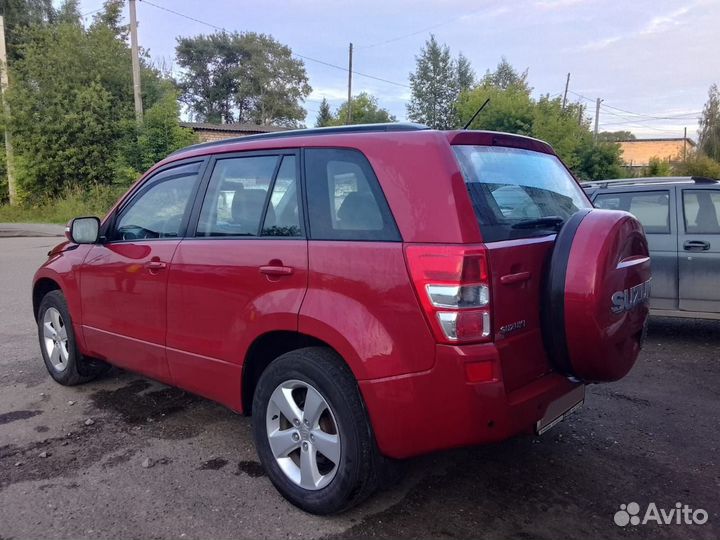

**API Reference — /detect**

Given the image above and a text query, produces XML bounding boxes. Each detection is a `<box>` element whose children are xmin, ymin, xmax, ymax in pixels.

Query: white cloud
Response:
<box><xmin>535</xmin><ymin>0</ymin><xmax>586</xmax><ymax>10</ymax></box>
<box><xmin>579</xmin><ymin>35</ymin><xmax>622</xmax><ymax>51</ymax></box>
<box><xmin>640</xmin><ymin>6</ymin><xmax>691</xmax><ymax>35</ymax></box>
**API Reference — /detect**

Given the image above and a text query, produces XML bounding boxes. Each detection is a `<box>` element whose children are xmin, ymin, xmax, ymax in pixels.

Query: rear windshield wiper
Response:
<box><xmin>511</xmin><ymin>216</ymin><xmax>565</xmax><ymax>230</ymax></box>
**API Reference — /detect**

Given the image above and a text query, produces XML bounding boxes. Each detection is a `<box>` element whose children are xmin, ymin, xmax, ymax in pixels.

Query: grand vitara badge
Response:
<box><xmin>611</xmin><ymin>278</ymin><xmax>652</xmax><ymax>314</ymax></box>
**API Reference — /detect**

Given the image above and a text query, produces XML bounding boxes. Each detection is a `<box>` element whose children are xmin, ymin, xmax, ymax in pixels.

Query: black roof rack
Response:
<box><xmin>580</xmin><ymin>176</ymin><xmax>719</xmax><ymax>189</ymax></box>
<box><xmin>169</xmin><ymin>122</ymin><xmax>430</xmax><ymax>157</ymax></box>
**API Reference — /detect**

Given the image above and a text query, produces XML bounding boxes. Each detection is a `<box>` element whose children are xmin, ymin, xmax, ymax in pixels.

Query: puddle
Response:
<box><xmin>235</xmin><ymin>460</ymin><xmax>265</xmax><ymax>477</ymax></box>
<box><xmin>90</xmin><ymin>379</ymin><xmax>199</xmax><ymax>425</ymax></box>
<box><xmin>198</xmin><ymin>457</ymin><xmax>228</xmax><ymax>470</ymax></box>
<box><xmin>0</xmin><ymin>410</ymin><xmax>42</xmax><ymax>426</ymax></box>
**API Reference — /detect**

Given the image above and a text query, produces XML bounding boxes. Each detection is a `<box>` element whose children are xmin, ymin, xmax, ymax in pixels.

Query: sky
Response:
<box><xmin>72</xmin><ymin>0</ymin><xmax>720</xmax><ymax>139</ymax></box>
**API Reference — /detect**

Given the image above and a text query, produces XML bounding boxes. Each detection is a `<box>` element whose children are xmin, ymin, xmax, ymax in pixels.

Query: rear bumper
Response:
<box><xmin>359</xmin><ymin>343</ymin><xmax>580</xmax><ymax>459</ymax></box>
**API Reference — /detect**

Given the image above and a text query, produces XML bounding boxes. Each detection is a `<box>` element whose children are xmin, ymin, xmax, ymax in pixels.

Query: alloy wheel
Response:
<box><xmin>265</xmin><ymin>379</ymin><xmax>341</xmax><ymax>490</ymax></box>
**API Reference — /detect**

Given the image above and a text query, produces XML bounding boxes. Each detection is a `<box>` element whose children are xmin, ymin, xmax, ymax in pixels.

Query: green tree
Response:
<box><xmin>645</xmin><ymin>157</ymin><xmax>672</xmax><ymax>177</ymax></box>
<box><xmin>135</xmin><ymin>89</ymin><xmax>198</xmax><ymax>171</ymax></box>
<box><xmin>481</xmin><ymin>57</ymin><xmax>530</xmax><ymax>93</ymax></box>
<box><xmin>674</xmin><ymin>152</ymin><xmax>720</xmax><ymax>178</ymax></box>
<box><xmin>5</xmin><ymin>1</ymin><xmax>183</xmax><ymax>199</ymax></box>
<box><xmin>176</xmin><ymin>31</ymin><xmax>311</xmax><ymax>126</ymax></box>
<box><xmin>456</xmin><ymin>84</ymin><xmax>534</xmax><ymax>135</ymax></box>
<box><xmin>315</xmin><ymin>98</ymin><xmax>333</xmax><ymax>127</ymax></box>
<box><xmin>457</xmin><ymin>52</ymin><xmax>475</xmax><ymax>92</ymax></box>
<box><xmin>698</xmin><ymin>83</ymin><xmax>720</xmax><ymax>161</ymax></box>
<box><xmin>407</xmin><ymin>35</ymin><xmax>459</xmax><ymax>129</ymax></box>
<box><xmin>0</xmin><ymin>0</ymin><xmax>55</xmax><ymax>61</ymax></box>
<box><xmin>598</xmin><ymin>130</ymin><xmax>636</xmax><ymax>142</ymax></box>
<box><xmin>456</xmin><ymin>59</ymin><xmax>623</xmax><ymax>181</ymax></box>
<box><xmin>330</xmin><ymin>92</ymin><xmax>396</xmax><ymax>126</ymax></box>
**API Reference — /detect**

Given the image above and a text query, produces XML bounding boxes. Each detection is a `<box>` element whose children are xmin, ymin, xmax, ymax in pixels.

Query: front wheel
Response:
<box><xmin>37</xmin><ymin>290</ymin><xmax>109</xmax><ymax>386</ymax></box>
<box><xmin>252</xmin><ymin>347</ymin><xmax>381</xmax><ymax>514</ymax></box>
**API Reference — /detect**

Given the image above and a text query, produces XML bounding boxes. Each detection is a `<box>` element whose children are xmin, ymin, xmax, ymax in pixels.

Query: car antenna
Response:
<box><xmin>462</xmin><ymin>98</ymin><xmax>490</xmax><ymax>130</ymax></box>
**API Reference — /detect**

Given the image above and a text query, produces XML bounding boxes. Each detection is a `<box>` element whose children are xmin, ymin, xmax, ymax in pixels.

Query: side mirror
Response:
<box><xmin>67</xmin><ymin>217</ymin><xmax>100</xmax><ymax>244</ymax></box>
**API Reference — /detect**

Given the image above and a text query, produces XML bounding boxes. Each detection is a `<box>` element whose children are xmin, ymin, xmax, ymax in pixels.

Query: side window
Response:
<box><xmin>112</xmin><ymin>163</ymin><xmax>200</xmax><ymax>241</ymax></box>
<box><xmin>683</xmin><ymin>190</ymin><xmax>720</xmax><ymax>234</ymax></box>
<box><xmin>197</xmin><ymin>156</ymin><xmax>278</xmax><ymax>237</ymax></box>
<box><xmin>262</xmin><ymin>156</ymin><xmax>302</xmax><ymax>237</ymax></box>
<box><xmin>304</xmin><ymin>148</ymin><xmax>400</xmax><ymax>241</ymax></box>
<box><xmin>595</xmin><ymin>190</ymin><xmax>670</xmax><ymax>234</ymax></box>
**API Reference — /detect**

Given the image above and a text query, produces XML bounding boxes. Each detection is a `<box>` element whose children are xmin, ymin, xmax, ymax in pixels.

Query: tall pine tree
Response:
<box><xmin>699</xmin><ymin>84</ymin><xmax>720</xmax><ymax>162</ymax></box>
<box><xmin>407</xmin><ymin>35</ymin><xmax>459</xmax><ymax>129</ymax></box>
<box><xmin>315</xmin><ymin>98</ymin><xmax>333</xmax><ymax>127</ymax></box>
<box><xmin>457</xmin><ymin>52</ymin><xmax>475</xmax><ymax>92</ymax></box>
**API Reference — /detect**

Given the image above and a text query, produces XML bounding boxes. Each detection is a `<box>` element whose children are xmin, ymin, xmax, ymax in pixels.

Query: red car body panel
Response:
<box><xmin>298</xmin><ymin>241</ymin><xmax>436</xmax><ymax>380</ymax></box>
<box><xmin>32</xmin><ymin>127</ymin><xmax>643</xmax><ymax>461</ymax></box>
<box><xmin>165</xmin><ymin>238</ymin><xmax>308</xmax><ymax>409</ymax></box>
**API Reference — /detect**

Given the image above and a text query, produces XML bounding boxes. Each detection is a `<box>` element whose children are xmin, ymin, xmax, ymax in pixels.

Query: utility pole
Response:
<box><xmin>0</xmin><ymin>15</ymin><xmax>17</xmax><ymax>205</ymax></box>
<box><xmin>129</xmin><ymin>0</ymin><xmax>143</xmax><ymax>124</ymax></box>
<box><xmin>561</xmin><ymin>72</ymin><xmax>570</xmax><ymax>110</ymax></box>
<box><xmin>594</xmin><ymin>97</ymin><xmax>602</xmax><ymax>141</ymax></box>
<box><xmin>346</xmin><ymin>42</ymin><xmax>353</xmax><ymax>125</ymax></box>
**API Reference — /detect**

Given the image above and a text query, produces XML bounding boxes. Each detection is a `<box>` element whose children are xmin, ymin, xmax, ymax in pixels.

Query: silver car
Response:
<box><xmin>583</xmin><ymin>176</ymin><xmax>720</xmax><ymax>320</ymax></box>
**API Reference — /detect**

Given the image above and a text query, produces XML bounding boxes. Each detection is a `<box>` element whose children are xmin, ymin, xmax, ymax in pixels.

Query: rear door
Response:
<box><xmin>593</xmin><ymin>187</ymin><xmax>677</xmax><ymax>310</ymax></box>
<box><xmin>678</xmin><ymin>186</ymin><xmax>720</xmax><ymax>313</ymax></box>
<box><xmin>165</xmin><ymin>151</ymin><xmax>308</xmax><ymax>409</ymax></box>
<box><xmin>452</xmin><ymin>145</ymin><xmax>591</xmax><ymax>390</ymax></box>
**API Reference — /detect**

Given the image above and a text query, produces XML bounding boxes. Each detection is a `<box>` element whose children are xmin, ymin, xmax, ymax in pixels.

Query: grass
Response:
<box><xmin>0</xmin><ymin>184</ymin><xmax>127</xmax><ymax>224</ymax></box>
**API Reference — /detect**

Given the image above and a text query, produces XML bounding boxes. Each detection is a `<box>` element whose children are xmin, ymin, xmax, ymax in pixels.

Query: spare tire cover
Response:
<box><xmin>544</xmin><ymin>209</ymin><xmax>651</xmax><ymax>382</ymax></box>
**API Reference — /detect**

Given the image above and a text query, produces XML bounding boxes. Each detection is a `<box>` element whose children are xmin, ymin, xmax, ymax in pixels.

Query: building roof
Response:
<box><xmin>179</xmin><ymin>122</ymin><xmax>287</xmax><ymax>133</ymax></box>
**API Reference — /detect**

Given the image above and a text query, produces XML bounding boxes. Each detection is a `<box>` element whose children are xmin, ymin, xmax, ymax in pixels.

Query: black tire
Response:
<box><xmin>252</xmin><ymin>347</ymin><xmax>381</xmax><ymax>514</ymax></box>
<box><xmin>37</xmin><ymin>290</ymin><xmax>110</xmax><ymax>386</ymax></box>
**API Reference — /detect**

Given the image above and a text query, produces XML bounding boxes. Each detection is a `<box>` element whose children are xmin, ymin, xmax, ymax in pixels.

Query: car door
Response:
<box><xmin>80</xmin><ymin>160</ymin><xmax>205</xmax><ymax>382</ymax></box>
<box><xmin>165</xmin><ymin>151</ymin><xmax>308</xmax><ymax>409</ymax></box>
<box><xmin>593</xmin><ymin>187</ymin><xmax>678</xmax><ymax>310</ymax></box>
<box><xmin>678</xmin><ymin>186</ymin><xmax>720</xmax><ymax>313</ymax></box>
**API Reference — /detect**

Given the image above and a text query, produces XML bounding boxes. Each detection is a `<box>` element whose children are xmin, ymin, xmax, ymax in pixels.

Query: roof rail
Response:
<box><xmin>580</xmin><ymin>176</ymin><xmax>719</xmax><ymax>189</ymax></box>
<box><xmin>169</xmin><ymin>122</ymin><xmax>430</xmax><ymax>157</ymax></box>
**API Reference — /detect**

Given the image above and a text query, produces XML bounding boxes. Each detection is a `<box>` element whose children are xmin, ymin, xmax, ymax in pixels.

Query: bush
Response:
<box><xmin>0</xmin><ymin>183</ymin><xmax>127</xmax><ymax>224</ymax></box>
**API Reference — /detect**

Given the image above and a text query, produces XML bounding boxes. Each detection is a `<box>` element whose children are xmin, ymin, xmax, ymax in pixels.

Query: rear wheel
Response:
<box><xmin>252</xmin><ymin>347</ymin><xmax>381</xmax><ymax>514</ymax></box>
<box><xmin>37</xmin><ymin>290</ymin><xmax>109</xmax><ymax>386</ymax></box>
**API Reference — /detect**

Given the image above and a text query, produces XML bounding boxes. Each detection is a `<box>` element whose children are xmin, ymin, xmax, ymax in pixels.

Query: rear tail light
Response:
<box><xmin>405</xmin><ymin>245</ymin><xmax>491</xmax><ymax>344</ymax></box>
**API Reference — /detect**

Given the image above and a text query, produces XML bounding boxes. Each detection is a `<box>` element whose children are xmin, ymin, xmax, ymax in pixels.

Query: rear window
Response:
<box><xmin>453</xmin><ymin>146</ymin><xmax>590</xmax><ymax>242</ymax></box>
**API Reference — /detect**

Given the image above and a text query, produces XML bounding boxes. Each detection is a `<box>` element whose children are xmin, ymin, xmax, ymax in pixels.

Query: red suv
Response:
<box><xmin>32</xmin><ymin>124</ymin><xmax>651</xmax><ymax>514</ymax></box>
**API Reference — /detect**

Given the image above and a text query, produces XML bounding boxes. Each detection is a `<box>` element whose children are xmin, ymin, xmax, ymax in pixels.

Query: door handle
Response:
<box><xmin>259</xmin><ymin>265</ymin><xmax>294</xmax><ymax>276</ymax></box>
<box><xmin>683</xmin><ymin>240</ymin><xmax>710</xmax><ymax>251</ymax></box>
<box><xmin>146</xmin><ymin>260</ymin><xmax>167</xmax><ymax>271</ymax></box>
<box><xmin>500</xmin><ymin>271</ymin><xmax>531</xmax><ymax>285</ymax></box>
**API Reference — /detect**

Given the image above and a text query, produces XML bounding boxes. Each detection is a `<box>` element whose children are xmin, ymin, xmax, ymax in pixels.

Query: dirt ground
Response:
<box><xmin>1</xmin><ymin>236</ymin><xmax>718</xmax><ymax>539</ymax></box>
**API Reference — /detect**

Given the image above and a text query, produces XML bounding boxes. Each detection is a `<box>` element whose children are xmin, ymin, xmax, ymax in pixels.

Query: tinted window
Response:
<box><xmin>683</xmin><ymin>190</ymin><xmax>720</xmax><ymax>234</ymax></box>
<box><xmin>304</xmin><ymin>148</ymin><xmax>399</xmax><ymax>241</ymax></box>
<box><xmin>113</xmin><ymin>163</ymin><xmax>200</xmax><ymax>241</ymax></box>
<box><xmin>197</xmin><ymin>156</ymin><xmax>278</xmax><ymax>237</ymax></box>
<box><xmin>262</xmin><ymin>156</ymin><xmax>302</xmax><ymax>237</ymax></box>
<box><xmin>453</xmin><ymin>146</ymin><xmax>590</xmax><ymax>242</ymax></box>
<box><xmin>595</xmin><ymin>191</ymin><xmax>670</xmax><ymax>234</ymax></box>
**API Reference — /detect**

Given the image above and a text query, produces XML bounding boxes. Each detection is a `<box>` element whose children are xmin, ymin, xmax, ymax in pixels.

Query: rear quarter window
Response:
<box><xmin>453</xmin><ymin>145</ymin><xmax>590</xmax><ymax>242</ymax></box>
<box><xmin>304</xmin><ymin>148</ymin><xmax>400</xmax><ymax>241</ymax></box>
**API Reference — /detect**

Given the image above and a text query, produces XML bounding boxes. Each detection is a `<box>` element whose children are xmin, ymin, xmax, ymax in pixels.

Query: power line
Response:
<box><xmin>569</xmin><ymin>90</ymin><xmax>699</xmax><ymax>121</ymax></box>
<box><xmin>138</xmin><ymin>0</ymin><xmax>410</xmax><ymax>89</ymax></box>
<box><xmin>356</xmin><ymin>7</ymin><xmax>489</xmax><ymax>50</ymax></box>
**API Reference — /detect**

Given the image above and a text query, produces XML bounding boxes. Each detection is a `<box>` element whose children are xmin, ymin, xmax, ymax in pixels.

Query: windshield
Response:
<box><xmin>453</xmin><ymin>145</ymin><xmax>591</xmax><ymax>242</ymax></box>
